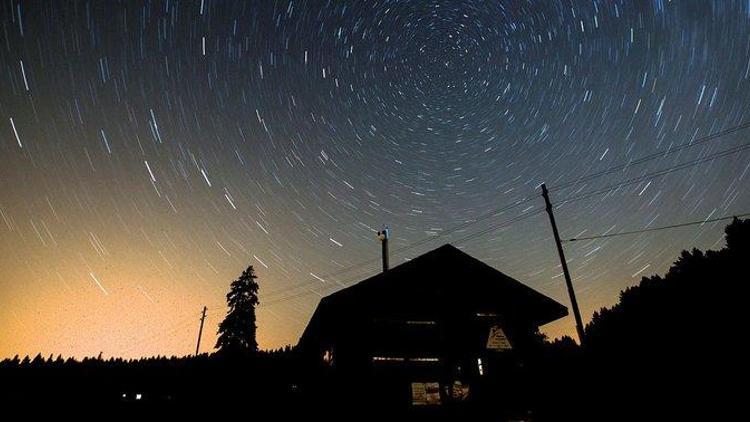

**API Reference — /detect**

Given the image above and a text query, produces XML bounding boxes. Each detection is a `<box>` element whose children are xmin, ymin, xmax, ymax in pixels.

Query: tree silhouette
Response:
<box><xmin>216</xmin><ymin>266</ymin><xmax>260</xmax><ymax>355</ymax></box>
<box><xmin>584</xmin><ymin>217</ymin><xmax>749</xmax><ymax>356</ymax></box>
<box><xmin>725</xmin><ymin>216</ymin><xmax>750</xmax><ymax>254</ymax></box>
<box><xmin>533</xmin><ymin>217</ymin><xmax>750</xmax><ymax>421</ymax></box>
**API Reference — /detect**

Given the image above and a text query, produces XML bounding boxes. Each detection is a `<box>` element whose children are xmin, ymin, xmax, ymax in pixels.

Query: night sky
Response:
<box><xmin>1</xmin><ymin>0</ymin><xmax>749</xmax><ymax>359</ymax></box>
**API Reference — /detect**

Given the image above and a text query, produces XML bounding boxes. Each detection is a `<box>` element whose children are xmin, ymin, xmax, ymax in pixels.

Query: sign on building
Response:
<box><xmin>486</xmin><ymin>325</ymin><xmax>512</xmax><ymax>351</ymax></box>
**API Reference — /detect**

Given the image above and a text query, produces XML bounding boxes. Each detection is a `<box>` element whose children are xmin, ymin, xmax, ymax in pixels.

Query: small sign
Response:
<box><xmin>411</xmin><ymin>382</ymin><xmax>441</xmax><ymax>406</ymax></box>
<box><xmin>486</xmin><ymin>325</ymin><xmax>512</xmax><ymax>351</ymax></box>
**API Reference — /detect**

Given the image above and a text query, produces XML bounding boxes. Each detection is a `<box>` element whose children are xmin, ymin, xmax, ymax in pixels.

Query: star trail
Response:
<box><xmin>1</xmin><ymin>0</ymin><xmax>749</xmax><ymax>359</ymax></box>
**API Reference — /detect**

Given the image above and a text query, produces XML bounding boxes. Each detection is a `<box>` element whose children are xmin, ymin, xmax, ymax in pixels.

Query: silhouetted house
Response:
<box><xmin>298</xmin><ymin>244</ymin><xmax>567</xmax><ymax>408</ymax></box>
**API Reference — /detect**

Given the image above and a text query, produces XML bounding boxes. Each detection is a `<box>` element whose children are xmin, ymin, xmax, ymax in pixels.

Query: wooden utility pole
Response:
<box><xmin>195</xmin><ymin>306</ymin><xmax>207</xmax><ymax>355</ymax></box>
<box><xmin>541</xmin><ymin>184</ymin><xmax>586</xmax><ymax>345</ymax></box>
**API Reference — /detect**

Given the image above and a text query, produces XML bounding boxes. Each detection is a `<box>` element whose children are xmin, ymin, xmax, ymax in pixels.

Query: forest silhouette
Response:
<box><xmin>1</xmin><ymin>218</ymin><xmax>747</xmax><ymax>419</ymax></box>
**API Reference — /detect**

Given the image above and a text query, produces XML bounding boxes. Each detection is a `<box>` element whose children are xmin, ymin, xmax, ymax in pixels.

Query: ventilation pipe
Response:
<box><xmin>377</xmin><ymin>226</ymin><xmax>390</xmax><ymax>272</ymax></box>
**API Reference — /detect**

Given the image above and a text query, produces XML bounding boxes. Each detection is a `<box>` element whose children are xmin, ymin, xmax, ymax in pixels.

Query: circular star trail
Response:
<box><xmin>1</xmin><ymin>0</ymin><xmax>749</xmax><ymax>358</ymax></box>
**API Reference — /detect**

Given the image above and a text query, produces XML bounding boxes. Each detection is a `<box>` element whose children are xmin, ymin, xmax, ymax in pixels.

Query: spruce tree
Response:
<box><xmin>216</xmin><ymin>266</ymin><xmax>260</xmax><ymax>355</ymax></box>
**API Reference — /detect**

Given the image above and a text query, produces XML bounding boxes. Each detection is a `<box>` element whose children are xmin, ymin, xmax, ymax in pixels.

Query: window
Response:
<box><xmin>410</xmin><ymin>357</ymin><xmax>440</xmax><ymax>363</ymax></box>
<box><xmin>372</xmin><ymin>356</ymin><xmax>405</xmax><ymax>362</ymax></box>
<box><xmin>372</xmin><ymin>356</ymin><xmax>440</xmax><ymax>363</ymax></box>
<box><xmin>405</xmin><ymin>320</ymin><xmax>437</xmax><ymax>325</ymax></box>
<box><xmin>411</xmin><ymin>382</ymin><xmax>441</xmax><ymax>406</ymax></box>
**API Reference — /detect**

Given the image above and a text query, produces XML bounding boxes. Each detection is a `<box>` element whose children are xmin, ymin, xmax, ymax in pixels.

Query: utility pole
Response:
<box><xmin>541</xmin><ymin>184</ymin><xmax>586</xmax><ymax>345</ymax></box>
<box><xmin>195</xmin><ymin>306</ymin><xmax>207</xmax><ymax>355</ymax></box>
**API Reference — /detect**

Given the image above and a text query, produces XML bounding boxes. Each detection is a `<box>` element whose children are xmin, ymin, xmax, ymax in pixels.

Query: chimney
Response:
<box><xmin>377</xmin><ymin>226</ymin><xmax>390</xmax><ymax>272</ymax></box>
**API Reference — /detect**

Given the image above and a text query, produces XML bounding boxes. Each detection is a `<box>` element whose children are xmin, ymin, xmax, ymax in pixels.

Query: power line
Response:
<box><xmin>223</xmin><ymin>138</ymin><xmax>748</xmax><ymax>308</ymax></box>
<box><xmin>234</xmin><ymin>141</ymin><xmax>749</xmax><ymax>309</ymax></box>
<box><xmin>447</xmin><ymin>142</ymin><xmax>750</xmax><ymax>247</ymax></box>
<box><xmin>205</xmin><ymin>266</ymin><xmax>377</xmax><ymax>311</ymax></box>
<box><xmin>273</xmin><ymin>142</ymin><xmax>750</xmax><ymax>303</ymax></box>
<box><xmin>250</xmin><ymin>195</ymin><xmax>538</xmax><ymax>300</ymax></box>
<box><xmin>234</xmin><ymin>129</ymin><xmax>750</xmax><ymax>304</ymax></box>
<box><xmin>564</xmin><ymin>212</ymin><xmax>750</xmax><ymax>242</ymax></box>
<box><xmin>554</xmin><ymin>142</ymin><xmax>750</xmax><ymax>207</ymax></box>
<box><xmin>122</xmin><ymin>214</ymin><xmax>545</xmax><ymax>352</ymax></box>
<box><xmin>208</xmin><ymin>135</ymin><xmax>750</xmax><ymax>312</ymax></box>
<box><xmin>229</xmin><ymin>209</ymin><xmax>549</xmax><ymax>310</ymax></box>
<box><xmin>119</xmin><ymin>312</ymin><xmax>201</xmax><ymax>356</ymax></box>
<box><xmin>310</xmin><ymin>134</ymin><xmax>750</xmax><ymax>295</ymax></box>
<box><xmin>158</xmin><ymin>210</ymin><xmax>750</xmax><ymax>355</ymax></box>
<box><xmin>389</xmin><ymin>197</ymin><xmax>536</xmax><ymax>254</ymax></box>
<box><xmin>200</xmin><ymin>210</ymin><xmax>561</xmax><ymax>344</ymax></box>
<box><xmin>549</xmin><ymin>120</ymin><xmax>750</xmax><ymax>193</ymax></box>
<box><xmin>452</xmin><ymin>209</ymin><xmax>547</xmax><ymax>246</ymax></box>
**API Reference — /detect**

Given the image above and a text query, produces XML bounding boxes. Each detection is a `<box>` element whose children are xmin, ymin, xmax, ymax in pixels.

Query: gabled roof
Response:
<box><xmin>299</xmin><ymin>244</ymin><xmax>567</xmax><ymax>347</ymax></box>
